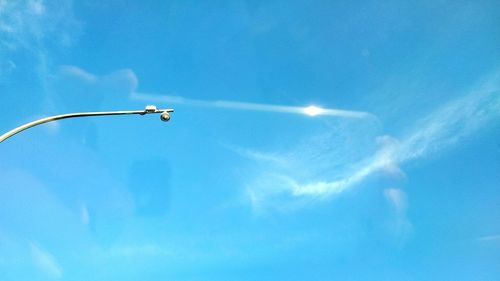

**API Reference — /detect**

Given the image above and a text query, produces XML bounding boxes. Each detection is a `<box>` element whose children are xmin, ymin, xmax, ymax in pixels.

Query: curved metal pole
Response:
<box><xmin>0</xmin><ymin>105</ymin><xmax>174</xmax><ymax>143</ymax></box>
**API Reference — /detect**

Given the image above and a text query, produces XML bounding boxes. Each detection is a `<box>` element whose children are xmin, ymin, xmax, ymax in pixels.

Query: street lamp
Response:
<box><xmin>0</xmin><ymin>105</ymin><xmax>173</xmax><ymax>143</ymax></box>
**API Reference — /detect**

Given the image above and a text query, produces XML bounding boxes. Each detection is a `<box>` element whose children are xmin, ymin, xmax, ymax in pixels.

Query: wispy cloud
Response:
<box><xmin>54</xmin><ymin>65</ymin><xmax>139</xmax><ymax>110</ymax></box>
<box><xmin>30</xmin><ymin>242</ymin><xmax>63</xmax><ymax>279</ymax></box>
<box><xmin>241</xmin><ymin>72</ymin><xmax>500</xmax><ymax>211</ymax></box>
<box><xmin>59</xmin><ymin>65</ymin><xmax>97</xmax><ymax>83</ymax></box>
<box><xmin>0</xmin><ymin>0</ymin><xmax>82</xmax><ymax>110</ymax></box>
<box><xmin>0</xmin><ymin>0</ymin><xmax>80</xmax><ymax>50</ymax></box>
<box><xmin>223</xmin><ymin>144</ymin><xmax>288</xmax><ymax>166</ymax></box>
<box><xmin>384</xmin><ymin>188</ymin><xmax>412</xmax><ymax>242</ymax></box>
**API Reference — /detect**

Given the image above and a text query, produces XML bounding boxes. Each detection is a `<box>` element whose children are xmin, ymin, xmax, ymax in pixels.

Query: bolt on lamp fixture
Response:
<box><xmin>0</xmin><ymin>105</ymin><xmax>173</xmax><ymax>143</ymax></box>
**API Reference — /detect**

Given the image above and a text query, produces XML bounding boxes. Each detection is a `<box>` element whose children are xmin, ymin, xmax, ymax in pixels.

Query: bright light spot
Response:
<box><xmin>303</xmin><ymin>105</ymin><xmax>325</xmax><ymax>116</ymax></box>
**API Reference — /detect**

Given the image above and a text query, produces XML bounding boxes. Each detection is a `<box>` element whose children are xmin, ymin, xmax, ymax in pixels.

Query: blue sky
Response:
<box><xmin>1</xmin><ymin>0</ymin><xmax>499</xmax><ymax>280</ymax></box>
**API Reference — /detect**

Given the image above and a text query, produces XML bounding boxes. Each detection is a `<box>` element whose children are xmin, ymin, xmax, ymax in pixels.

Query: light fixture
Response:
<box><xmin>0</xmin><ymin>105</ymin><xmax>174</xmax><ymax>143</ymax></box>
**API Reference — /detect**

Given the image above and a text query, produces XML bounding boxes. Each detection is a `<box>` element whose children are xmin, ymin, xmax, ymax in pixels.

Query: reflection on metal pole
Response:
<box><xmin>0</xmin><ymin>105</ymin><xmax>173</xmax><ymax>143</ymax></box>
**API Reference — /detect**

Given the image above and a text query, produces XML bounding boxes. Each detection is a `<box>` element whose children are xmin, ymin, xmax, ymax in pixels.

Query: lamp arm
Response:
<box><xmin>0</xmin><ymin>106</ymin><xmax>173</xmax><ymax>143</ymax></box>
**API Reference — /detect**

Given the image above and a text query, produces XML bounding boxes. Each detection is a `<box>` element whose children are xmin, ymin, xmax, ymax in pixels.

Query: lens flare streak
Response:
<box><xmin>132</xmin><ymin>93</ymin><xmax>372</xmax><ymax>119</ymax></box>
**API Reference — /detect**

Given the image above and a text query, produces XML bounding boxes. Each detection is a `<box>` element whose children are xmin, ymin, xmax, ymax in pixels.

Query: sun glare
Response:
<box><xmin>303</xmin><ymin>105</ymin><xmax>325</xmax><ymax>116</ymax></box>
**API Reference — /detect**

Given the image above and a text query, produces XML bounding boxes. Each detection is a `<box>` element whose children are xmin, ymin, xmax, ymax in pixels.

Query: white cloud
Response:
<box><xmin>241</xmin><ymin>134</ymin><xmax>402</xmax><ymax>213</ymax></box>
<box><xmin>384</xmin><ymin>188</ymin><xmax>412</xmax><ymax>243</ymax></box>
<box><xmin>0</xmin><ymin>0</ymin><xmax>82</xmax><ymax>111</ymax></box>
<box><xmin>384</xmin><ymin>188</ymin><xmax>407</xmax><ymax>213</ymax></box>
<box><xmin>241</xmin><ymin>72</ymin><xmax>500</xmax><ymax>212</ymax></box>
<box><xmin>224</xmin><ymin>144</ymin><xmax>288</xmax><ymax>166</ymax></box>
<box><xmin>0</xmin><ymin>0</ymin><xmax>80</xmax><ymax>49</ymax></box>
<box><xmin>290</xmin><ymin>135</ymin><xmax>403</xmax><ymax>197</ymax></box>
<box><xmin>53</xmin><ymin>65</ymin><xmax>139</xmax><ymax>110</ymax></box>
<box><xmin>59</xmin><ymin>65</ymin><xmax>97</xmax><ymax>83</ymax></box>
<box><xmin>30</xmin><ymin>242</ymin><xmax>63</xmax><ymax>279</ymax></box>
<box><xmin>58</xmin><ymin>65</ymin><xmax>138</xmax><ymax>91</ymax></box>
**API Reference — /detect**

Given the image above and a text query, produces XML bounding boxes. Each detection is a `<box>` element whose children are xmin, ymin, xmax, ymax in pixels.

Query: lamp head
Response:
<box><xmin>160</xmin><ymin>111</ymin><xmax>171</xmax><ymax>122</ymax></box>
